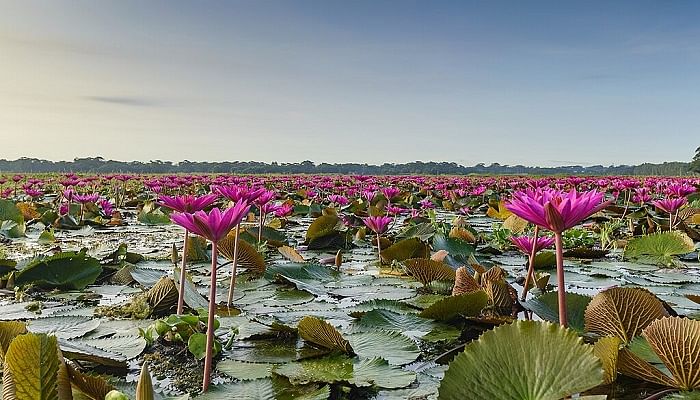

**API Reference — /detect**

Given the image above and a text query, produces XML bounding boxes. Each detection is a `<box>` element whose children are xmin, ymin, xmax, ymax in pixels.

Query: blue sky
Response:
<box><xmin>1</xmin><ymin>0</ymin><xmax>698</xmax><ymax>166</ymax></box>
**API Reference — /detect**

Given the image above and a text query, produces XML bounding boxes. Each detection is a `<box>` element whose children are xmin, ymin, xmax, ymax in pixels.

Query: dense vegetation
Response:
<box><xmin>0</xmin><ymin>173</ymin><xmax>698</xmax><ymax>399</ymax></box>
<box><xmin>0</xmin><ymin>156</ymin><xmax>695</xmax><ymax>176</ymax></box>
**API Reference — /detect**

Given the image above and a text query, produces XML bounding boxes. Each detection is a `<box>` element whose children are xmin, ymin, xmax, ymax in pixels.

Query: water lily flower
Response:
<box><xmin>419</xmin><ymin>197</ymin><xmax>435</xmax><ymax>209</ymax></box>
<box><xmin>73</xmin><ymin>193</ymin><xmax>100</xmax><ymax>204</ymax></box>
<box><xmin>381</xmin><ymin>187</ymin><xmax>401</xmax><ymax>202</ymax></box>
<box><xmin>652</xmin><ymin>197</ymin><xmax>687</xmax><ymax>214</ymax></box>
<box><xmin>364</xmin><ymin>215</ymin><xmax>393</xmax><ymax>265</ymax></box>
<box><xmin>158</xmin><ymin>194</ymin><xmax>219</xmax><ymax>213</ymax></box>
<box><xmin>363</xmin><ymin>216</ymin><xmax>392</xmax><ymax>235</ymax></box>
<box><xmin>274</xmin><ymin>203</ymin><xmax>294</xmax><ymax>218</ymax></box>
<box><xmin>159</xmin><ymin>194</ymin><xmax>219</xmax><ymax>314</ymax></box>
<box><xmin>170</xmin><ymin>202</ymin><xmax>250</xmax><ymax>392</ymax></box>
<box><xmin>510</xmin><ymin>235</ymin><xmax>555</xmax><ymax>255</ymax></box>
<box><xmin>212</xmin><ymin>185</ymin><xmax>265</xmax><ymax>204</ymax></box>
<box><xmin>510</xmin><ymin>233</ymin><xmax>555</xmax><ymax>300</ymax></box>
<box><xmin>253</xmin><ymin>190</ymin><xmax>277</xmax><ymax>243</ymax></box>
<box><xmin>99</xmin><ymin>198</ymin><xmax>114</xmax><ymax>218</ymax></box>
<box><xmin>507</xmin><ymin>189</ymin><xmax>612</xmax><ymax>326</ymax></box>
<box><xmin>24</xmin><ymin>188</ymin><xmax>43</xmax><ymax>200</ymax></box>
<box><xmin>652</xmin><ymin>197</ymin><xmax>687</xmax><ymax>230</ymax></box>
<box><xmin>386</xmin><ymin>205</ymin><xmax>406</xmax><ymax>215</ymax></box>
<box><xmin>327</xmin><ymin>194</ymin><xmax>349</xmax><ymax>207</ymax></box>
<box><xmin>665</xmin><ymin>183</ymin><xmax>696</xmax><ymax>198</ymax></box>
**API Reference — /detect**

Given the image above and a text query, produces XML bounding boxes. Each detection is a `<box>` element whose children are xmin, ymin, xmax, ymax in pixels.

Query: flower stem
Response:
<box><xmin>376</xmin><ymin>232</ymin><xmax>382</xmax><ymax>265</ymax></box>
<box><xmin>520</xmin><ymin>226</ymin><xmax>539</xmax><ymax>301</ymax></box>
<box><xmin>176</xmin><ymin>230</ymin><xmax>189</xmax><ymax>314</ymax></box>
<box><xmin>202</xmin><ymin>241</ymin><xmax>218</xmax><ymax>392</ymax></box>
<box><xmin>554</xmin><ymin>232</ymin><xmax>567</xmax><ymax>327</ymax></box>
<box><xmin>258</xmin><ymin>212</ymin><xmax>265</xmax><ymax>244</ymax></box>
<box><xmin>226</xmin><ymin>224</ymin><xmax>241</xmax><ymax>307</ymax></box>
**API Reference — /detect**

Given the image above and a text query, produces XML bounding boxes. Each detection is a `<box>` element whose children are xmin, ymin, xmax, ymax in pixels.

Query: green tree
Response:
<box><xmin>692</xmin><ymin>146</ymin><xmax>700</xmax><ymax>173</ymax></box>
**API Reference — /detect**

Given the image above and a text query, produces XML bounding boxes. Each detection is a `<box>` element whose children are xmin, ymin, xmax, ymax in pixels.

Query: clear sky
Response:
<box><xmin>1</xmin><ymin>0</ymin><xmax>698</xmax><ymax>166</ymax></box>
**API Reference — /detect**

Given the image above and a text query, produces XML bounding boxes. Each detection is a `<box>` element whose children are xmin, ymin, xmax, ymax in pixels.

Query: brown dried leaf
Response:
<box><xmin>584</xmin><ymin>287</ymin><xmax>669</xmax><ymax>344</ymax></box>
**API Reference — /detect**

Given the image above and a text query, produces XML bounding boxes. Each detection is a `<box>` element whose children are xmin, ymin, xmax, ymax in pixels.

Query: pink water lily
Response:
<box><xmin>507</xmin><ymin>189</ymin><xmax>612</xmax><ymax>327</ymax></box>
<box><xmin>170</xmin><ymin>201</ymin><xmax>250</xmax><ymax>392</ymax></box>
<box><xmin>158</xmin><ymin>193</ymin><xmax>219</xmax><ymax>213</ymax></box>
<box><xmin>510</xmin><ymin>235</ymin><xmax>555</xmax><ymax>255</ymax></box>
<box><xmin>212</xmin><ymin>185</ymin><xmax>266</xmax><ymax>204</ymax></box>
<box><xmin>511</xmin><ymin>232</ymin><xmax>555</xmax><ymax>300</ymax></box>
<box><xmin>652</xmin><ymin>197</ymin><xmax>687</xmax><ymax>230</ymax></box>
<box><xmin>364</xmin><ymin>215</ymin><xmax>393</xmax><ymax>264</ymax></box>
<box><xmin>363</xmin><ymin>215</ymin><xmax>392</xmax><ymax>234</ymax></box>
<box><xmin>171</xmin><ymin>203</ymin><xmax>250</xmax><ymax>243</ymax></box>
<box><xmin>507</xmin><ymin>189</ymin><xmax>611</xmax><ymax>234</ymax></box>
<box><xmin>160</xmin><ymin>194</ymin><xmax>220</xmax><ymax>315</ymax></box>
<box><xmin>652</xmin><ymin>197</ymin><xmax>687</xmax><ymax>214</ymax></box>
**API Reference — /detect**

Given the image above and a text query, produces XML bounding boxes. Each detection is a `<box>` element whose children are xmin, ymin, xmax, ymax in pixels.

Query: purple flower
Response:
<box><xmin>99</xmin><ymin>199</ymin><xmax>114</xmax><ymax>217</ymax></box>
<box><xmin>274</xmin><ymin>203</ymin><xmax>294</xmax><ymax>218</ymax></box>
<box><xmin>506</xmin><ymin>189</ymin><xmax>611</xmax><ymax>234</ymax></box>
<box><xmin>510</xmin><ymin>235</ymin><xmax>555</xmax><ymax>255</ymax></box>
<box><xmin>73</xmin><ymin>193</ymin><xmax>100</xmax><ymax>204</ymax></box>
<box><xmin>253</xmin><ymin>190</ymin><xmax>276</xmax><ymax>207</ymax></box>
<box><xmin>419</xmin><ymin>198</ymin><xmax>435</xmax><ymax>209</ymax></box>
<box><xmin>171</xmin><ymin>202</ymin><xmax>251</xmax><ymax>243</ymax></box>
<box><xmin>363</xmin><ymin>216</ymin><xmax>393</xmax><ymax>235</ymax></box>
<box><xmin>386</xmin><ymin>205</ymin><xmax>406</xmax><ymax>215</ymax></box>
<box><xmin>652</xmin><ymin>197</ymin><xmax>687</xmax><ymax>214</ymax></box>
<box><xmin>328</xmin><ymin>194</ymin><xmax>349</xmax><ymax>206</ymax></box>
<box><xmin>665</xmin><ymin>183</ymin><xmax>696</xmax><ymax>198</ymax></box>
<box><xmin>158</xmin><ymin>194</ymin><xmax>219</xmax><ymax>213</ymax></box>
<box><xmin>212</xmin><ymin>185</ymin><xmax>266</xmax><ymax>204</ymax></box>
<box><xmin>381</xmin><ymin>187</ymin><xmax>401</xmax><ymax>201</ymax></box>
<box><xmin>25</xmin><ymin>189</ymin><xmax>43</xmax><ymax>199</ymax></box>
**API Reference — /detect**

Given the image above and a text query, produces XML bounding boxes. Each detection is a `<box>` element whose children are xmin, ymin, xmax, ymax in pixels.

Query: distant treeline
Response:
<box><xmin>0</xmin><ymin>157</ymin><xmax>694</xmax><ymax>176</ymax></box>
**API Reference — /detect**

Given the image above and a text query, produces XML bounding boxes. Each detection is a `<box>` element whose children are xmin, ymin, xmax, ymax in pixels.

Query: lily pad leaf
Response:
<box><xmin>419</xmin><ymin>291</ymin><xmax>488</xmax><ymax>321</ymax></box>
<box><xmin>297</xmin><ymin>316</ymin><xmax>354</xmax><ymax>355</ymax></box>
<box><xmin>5</xmin><ymin>333</ymin><xmax>61</xmax><ymax>400</ymax></box>
<box><xmin>346</xmin><ymin>331</ymin><xmax>420</xmax><ymax>365</ymax></box>
<box><xmin>585</xmin><ymin>287</ymin><xmax>669</xmax><ymax>344</ymax></box>
<box><xmin>437</xmin><ymin>320</ymin><xmax>603</xmax><ymax>400</ymax></box>
<box><xmin>27</xmin><ymin>316</ymin><xmax>100</xmax><ymax>340</ymax></box>
<box><xmin>380</xmin><ymin>238</ymin><xmax>430</xmax><ymax>264</ymax></box>
<box><xmin>15</xmin><ymin>249</ymin><xmax>102</xmax><ymax>290</ymax></box>
<box><xmin>403</xmin><ymin>259</ymin><xmax>455</xmax><ymax>286</ymax></box>
<box><xmin>217</xmin><ymin>359</ymin><xmax>274</xmax><ymax>380</ymax></box>
<box><xmin>525</xmin><ymin>292</ymin><xmax>592</xmax><ymax>334</ymax></box>
<box><xmin>274</xmin><ymin>355</ymin><xmax>415</xmax><ymax>389</ymax></box>
<box><xmin>624</xmin><ymin>231</ymin><xmax>695</xmax><ymax>266</ymax></box>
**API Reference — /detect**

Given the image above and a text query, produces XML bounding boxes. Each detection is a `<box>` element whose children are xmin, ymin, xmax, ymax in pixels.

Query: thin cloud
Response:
<box><xmin>85</xmin><ymin>96</ymin><xmax>163</xmax><ymax>107</ymax></box>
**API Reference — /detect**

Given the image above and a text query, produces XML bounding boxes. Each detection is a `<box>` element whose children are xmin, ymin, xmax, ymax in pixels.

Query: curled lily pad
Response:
<box><xmin>585</xmin><ymin>287</ymin><xmax>669</xmax><ymax>344</ymax></box>
<box><xmin>419</xmin><ymin>291</ymin><xmax>488</xmax><ymax>321</ymax></box>
<box><xmin>297</xmin><ymin>316</ymin><xmax>354</xmax><ymax>355</ymax></box>
<box><xmin>403</xmin><ymin>259</ymin><xmax>455</xmax><ymax>286</ymax></box>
